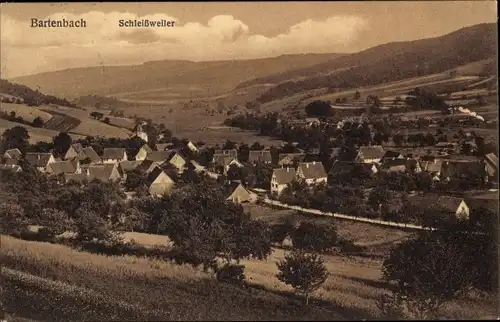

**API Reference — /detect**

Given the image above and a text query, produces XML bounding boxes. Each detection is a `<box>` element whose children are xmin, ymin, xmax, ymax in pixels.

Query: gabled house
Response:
<box><xmin>248</xmin><ymin>150</ymin><xmax>272</xmax><ymax>165</ymax></box>
<box><xmin>167</xmin><ymin>151</ymin><xmax>187</xmax><ymax>173</ymax></box>
<box><xmin>155</xmin><ymin>143</ymin><xmax>173</xmax><ymax>151</ymax></box>
<box><xmin>145</xmin><ymin>150</ymin><xmax>171</xmax><ymax>163</ymax></box>
<box><xmin>296</xmin><ymin>162</ymin><xmax>328</xmax><ymax>185</ymax></box>
<box><xmin>226</xmin><ymin>182</ymin><xmax>257</xmax><ymax>204</ymax></box>
<box><xmin>25</xmin><ymin>153</ymin><xmax>56</xmax><ymax>172</ymax></box>
<box><xmin>189</xmin><ymin>160</ymin><xmax>206</xmax><ymax>173</ymax></box>
<box><xmin>420</xmin><ymin>160</ymin><xmax>444</xmax><ymax>181</ymax></box>
<box><xmin>356</xmin><ymin>145</ymin><xmax>385</xmax><ymax>164</ymax></box>
<box><xmin>135</xmin><ymin>160</ymin><xmax>163</xmax><ymax>174</ymax></box>
<box><xmin>437</xmin><ymin>196</ymin><xmax>470</xmax><ymax>220</ymax></box>
<box><xmin>45</xmin><ymin>159</ymin><xmax>81</xmax><ymax>176</ymax></box>
<box><xmin>87</xmin><ymin>163</ymin><xmax>122</xmax><ymax>183</ymax></box>
<box><xmin>135</xmin><ymin>144</ymin><xmax>153</xmax><ymax>161</ymax></box>
<box><xmin>212</xmin><ymin>154</ymin><xmax>243</xmax><ymax>174</ymax></box>
<box><xmin>118</xmin><ymin>160</ymin><xmax>143</xmax><ymax>174</ymax></box>
<box><xmin>484</xmin><ymin>153</ymin><xmax>498</xmax><ymax>184</ymax></box>
<box><xmin>147</xmin><ymin>166</ymin><xmax>175</xmax><ymax>197</ymax></box>
<box><xmin>102</xmin><ymin>148</ymin><xmax>127</xmax><ymax>164</ymax></box>
<box><xmin>329</xmin><ymin>161</ymin><xmax>378</xmax><ymax>176</ymax></box>
<box><xmin>64</xmin><ymin>173</ymin><xmax>88</xmax><ymax>184</ymax></box>
<box><xmin>271</xmin><ymin>167</ymin><xmax>296</xmax><ymax>195</ymax></box>
<box><xmin>186</xmin><ymin>141</ymin><xmax>198</xmax><ymax>153</ymax></box>
<box><xmin>278</xmin><ymin>153</ymin><xmax>305</xmax><ymax>166</ymax></box>
<box><xmin>64</xmin><ymin>143</ymin><xmax>84</xmax><ymax>160</ymax></box>
<box><xmin>0</xmin><ymin>164</ymin><xmax>22</xmax><ymax>172</ymax></box>
<box><xmin>3</xmin><ymin>148</ymin><xmax>22</xmax><ymax>160</ymax></box>
<box><xmin>214</xmin><ymin>149</ymin><xmax>238</xmax><ymax>160</ymax></box>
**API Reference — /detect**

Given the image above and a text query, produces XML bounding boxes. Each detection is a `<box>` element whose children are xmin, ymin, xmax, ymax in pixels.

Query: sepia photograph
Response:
<box><xmin>0</xmin><ymin>1</ymin><xmax>498</xmax><ymax>320</ymax></box>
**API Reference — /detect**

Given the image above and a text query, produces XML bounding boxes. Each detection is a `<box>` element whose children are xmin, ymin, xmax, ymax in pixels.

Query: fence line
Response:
<box><xmin>262</xmin><ymin>198</ymin><xmax>436</xmax><ymax>231</ymax></box>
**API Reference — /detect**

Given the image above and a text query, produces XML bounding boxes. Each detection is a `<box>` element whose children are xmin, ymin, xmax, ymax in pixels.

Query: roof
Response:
<box><xmin>155</xmin><ymin>143</ymin><xmax>173</xmax><ymax>151</ymax></box>
<box><xmin>420</xmin><ymin>160</ymin><xmax>444</xmax><ymax>173</ymax></box>
<box><xmin>25</xmin><ymin>153</ymin><xmax>53</xmax><ymax>167</ymax></box>
<box><xmin>81</xmin><ymin>147</ymin><xmax>101</xmax><ymax>163</ymax></box>
<box><xmin>297</xmin><ymin>162</ymin><xmax>327</xmax><ymax>179</ymax></box>
<box><xmin>118</xmin><ymin>160</ymin><xmax>143</xmax><ymax>173</ymax></box>
<box><xmin>248</xmin><ymin>150</ymin><xmax>272</xmax><ymax>163</ymax></box>
<box><xmin>226</xmin><ymin>183</ymin><xmax>254</xmax><ymax>203</ymax></box>
<box><xmin>485</xmin><ymin>153</ymin><xmax>498</xmax><ymax>167</ymax></box>
<box><xmin>47</xmin><ymin>160</ymin><xmax>79</xmax><ymax>174</ymax></box>
<box><xmin>146</xmin><ymin>166</ymin><xmax>168</xmax><ymax>184</ymax></box>
<box><xmin>278</xmin><ymin>153</ymin><xmax>305</xmax><ymax>164</ymax></box>
<box><xmin>437</xmin><ymin>196</ymin><xmax>466</xmax><ymax>213</ymax></box>
<box><xmin>381</xmin><ymin>159</ymin><xmax>419</xmax><ymax>171</ymax></box>
<box><xmin>189</xmin><ymin>160</ymin><xmax>205</xmax><ymax>172</ymax></box>
<box><xmin>140</xmin><ymin>144</ymin><xmax>153</xmax><ymax>154</ymax></box>
<box><xmin>358</xmin><ymin>145</ymin><xmax>385</xmax><ymax>160</ymax></box>
<box><xmin>145</xmin><ymin>150</ymin><xmax>172</xmax><ymax>162</ymax></box>
<box><xmin>88</xmin><ymin>164</ymin><xmax>120</xmax><ymax>182</ymax></box>
<box><xmin>305</xmin><ymin>117</ymin><xmax>320</xmax><ymax>123</ymax></box>
<box><xmin>441</xmin><ymin>161</ymin><xmax>486</xmax><ymax>178</ymax></box>
<box><xmin>212</xmin><ymin>154</ymin><xmax>237</xmax><ymax>167</ymax></box>
<box><xmin>0</xmin><ymin>164</ymin><xmax>22</xmax><ymax>172</ymax></box>
<box><xmin>3</xmin><ymin>148</ymin><xmax>22</xmax><ymax>159</ymax></box>
<box><xmin>71</xmin><ymin>143</ymin><xmax>84</xmax><ymax>153</ymax></box>
<box><xmin>65</xmin><ymin>173</ymin><xmax>88</xmax><ymax>183</ymax></box>
<box><xmin>136</xmin><ymin>160</ymin><xmax>162</xmax><ymax>173</ymax></box>
<box><xmin>272</xmin><ymin>167</ymin><xmax>296</xmax><ymax>185</ymax></box>
<box><xmin>382</xmin><ymin>150</ymin><xmax>403</xmax><ymax>159</ymax></box>
<box><xmin>102</xmin><ymin>148</ymin><xmax>126</xmax><ymax>160</ymax></box>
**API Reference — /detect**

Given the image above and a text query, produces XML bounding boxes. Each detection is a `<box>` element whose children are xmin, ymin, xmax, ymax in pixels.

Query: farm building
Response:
<box><xmin>25</xmin><ymin>153</ymin><xmax>56</xmax><ymax>172</ymax></box>
<box><xmin>278</xmin><ymin>153</ymin><xmax>305</xmax><ymax>166</ymax></box>
<box><xmin>46</xmin><ymin>160</ymin><xmax>81</xmax><ymax>175</ymax></box>
<box><xmin>147</xmin><ymin>166</ymin><xmax>175</xmax><ymax>197</ymax></box>
<box><xmin>166</xmin><ymin>151</ymin><xmax>188</xmax><ymax>173</ymax></box>
<box><xmin>356</xmin><ymin>146</ymin><xmax>385</xmax><ymax>164</ymax></box>
<box><xmin>3</xmin><ymin>148</ymin><xmax>22</xmax><ymax>160</ymax></box>
<box><xmin>226</xmin><ymin>182</ymin><xmax>257</xmax><ymax>204</ymax></box>
<box><xmin>102</xmin><ymin>148</ymin><xmax>128</xmax><ymax>164</ymax></box>
<box><xmin>271</xmin><ymin>167</ymin><xmax>296</xmax><ymax>195</ymax></box>
<box><xmin>135</xmin><ymin>144</ymin><xmax>153</xmax><ymax>161</ymax></box>
<box><xmin>296</xmin><ymin>162</ymin><xmax>327</xmax><ymax>185</ymax></box>
<box><xmin>81</xmin><ymin>147</ymin><xmax>101</xmax><ymax>164</ymax></box>
<box><xmin>437</xmin><ymin>196</ymin><xmax>470</xmax><ymax>220</ymax></box>
<box><xmin>248</xmin><ymin>150</ymin><xmax>272</xmax><ymax>165</ymax></box>
<box><xmin>214</xmin><ymin>149</ymin><xmax>238</xmax><ymax>160</ymax></box>
<box><xmin>212</xmin><ymin>154</ymin><xmax>243</xmax><ymax>174</ymax></box>
<box><xmin>64</xmin><ymin>143</ymin><xmax>84</xmax><ymax>160</ymax></box>
<box><xmin>87</xmin><ymin>163</ymin><xmax>122</xmax><ymax>182</ymax></box>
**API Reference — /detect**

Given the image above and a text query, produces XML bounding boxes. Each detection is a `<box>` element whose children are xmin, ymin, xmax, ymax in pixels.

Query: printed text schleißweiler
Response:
<box><xmin>31</xmin><ymin>18</ymin><xmax>87</xmax><ymax>28</ymax></box>
<box><xmin>118</xmin><ymin>19</ymin><xmax>176</xmax><ymax>27</ymax></box>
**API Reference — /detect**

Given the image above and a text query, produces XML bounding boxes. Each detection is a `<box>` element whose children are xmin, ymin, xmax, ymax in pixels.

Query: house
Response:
<box><xmin>271</xmin><ymin>167</ymin><xmax>296</xmax><ymax>195</ymax></box>
<box><xmin>214</xmin><ymin>149</ymin><xmax>238</xmax><ymax>160</ymax></box>
<box><xmin>45</xmin><ymin>159</ymin><xmax>81</xmax><ymax>175</ymax></box>
<box><xmin>135</xmin><ymin>144</ymin><xmax>153</xmax><ymax>161</ymax></box>
<box><xmin>118</xmin><ymin>160</ymin><xmax>143</xmax><ymax>174</ymax></box>
<box><xmin>147</xmin><ymin>166</ymin><xmax>175</xmax><ymax>197</ymax></box>
<box><xmin>441</xmin><ymin>160</ymin><xmax>486</xmax><ymax>182</ymax></box>
<box><xmin>381</xmin><ymin>159</ymin><xmax>421</xmax><ymax>173</ymax></box>
<box><xmin>133</xmin><ymin>122</ymin><xmax>149</xmax><ymax>142</ymax></box>
<box><xmin>145</xmin><ymin>150</ymin><xmax>171</xmax><ymax>163</ymax></box>
<box><xmin>186</xmin><ymin>141</ymin><xmax>198</xmax><ymax>153</ymax></box>
<box><xmin>226</xmin><ymin>182</ymin><xmax>257</xmax><ymax>204</ymax></box>
<box><xmin>189</xmin><ymin>160</ymin><xmax>206</xmax><ymax>173</ymax></box>
<box><xmin>167</xmin><ymin>151</ymin><xmax>187</xmax><ymax>173</ymax></box>
<box><xmin>87</xmin><ymin>163</ymin><xmax>122</xmax><ymax>182</ymax></box>
<box><xmin>305</xmin><ymin>117</ymin><xmax>321</xmax><ymax>127</ymax></box>
<box><xmin>437</xmin><ymin>196</ymin><xmax>470</xmax><ymax>220</ymax></box>
<box><xmin>420</xmin><ymin>160</ymin><xmax>444</xmax><ymax>180</ymax></box>
<box><xmin>0</xmin><ymin>164</ymin><xmax>22</xmax><ymax>172</ymax></box>
<box><xmin>484</xmin><ymin>153</ymin><xmax>498</xmax><ymax>184</ymax></box>
<box><xmin>64</xmin><ymin>143</ymin><xmax>84</xmax><ymax>160</ymax></box>
<box><xmin>278</xmin><ymin>153</ymin><xmax>305</xmax><ymax>166</ymax></box>
<box><xmin>356</xmin><ymin>145</ymin><xmax>385</xmax><ymax>164</ymax></box>
<box><xmin>248</xmin><ymin>150</ymin><xmax>272</xmax><ymax>164</ymax></box>
<box><xmin>381</xmin><ymin>150</ymin><xmax>404</xmax><ymax>163</ymax></box>
<box><xmin>212</xmin><ymin>154</ymin><xmax>243</xmax><ymax>174</ymax></box>
<box><xmin>296</xmin><ymin>162</ymin><xmax>328</xmax><ymax>185</ymax></box>
<box><xmin>3</xmin><ymin>148</ymin><xmax>22</xmax><ymax>160</ymax></box>
<box><xmin>135</xmin><ymin>160</ymin><xmax>163</xmax><ymax>174</ymax></box>
<box><xmin>102</xmin><ymin>148</ymin><xmax>128</xmax><ymax>164</ymax></box>
<box><xmin>25</xmin><ymin>153</ymin><xmax>56</xmax><ymax>172</ymax></box>
<box><xmin>155</xmin><ymin>143</ymin><xmax>173</xmax><ymax>151</ymax></box>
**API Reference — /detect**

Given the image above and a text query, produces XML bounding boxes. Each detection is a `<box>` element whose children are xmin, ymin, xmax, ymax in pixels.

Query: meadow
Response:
<box><xmin>0</xmin><ymin>118</ymin><xmax>84</xmax><ymax>144</ymax></box>
<box><xmin>0</xmin><ymin>103</ymin><xmax>53</xmax><ymax>123</ymax></box>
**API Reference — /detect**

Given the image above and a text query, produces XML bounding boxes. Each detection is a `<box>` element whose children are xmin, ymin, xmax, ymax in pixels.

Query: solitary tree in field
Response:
<box><xmin>276</xmin><ymin>250</ymin><xmax>329</xmax><ymax>305</ymax></box>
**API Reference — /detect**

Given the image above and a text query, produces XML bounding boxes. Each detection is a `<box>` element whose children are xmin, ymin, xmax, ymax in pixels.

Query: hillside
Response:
<box><xmin>0</xmin><ymin>79</ymin><xmax>77</xmax><ymax>108</ymax></box>
<box><xmin>9</xmin><ymin>54</ymin><xmax>343</xmax><ymax>100</ymax></box>
<box><xmin>242</xmin><ymin>23</ymin><xmax>496</xmax><ymax>103</ymax></box>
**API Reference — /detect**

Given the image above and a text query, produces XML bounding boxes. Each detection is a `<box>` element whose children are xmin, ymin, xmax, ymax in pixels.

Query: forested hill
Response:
<box><xmin>0</xmin><ymin>79</ymin><xmax>77</xmax><ymax>108</ymax></box>
<box><xmin>247</xmin><ymin>23</ymin><xmax>497</xmax><ymax>104</ymax></box>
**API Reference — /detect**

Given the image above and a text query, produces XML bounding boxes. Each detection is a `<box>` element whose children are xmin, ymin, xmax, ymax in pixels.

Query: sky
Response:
<box><xmin>0</xmin><ymin>1</ymin><xmax>497</xmax><ymax>78</ymax></box>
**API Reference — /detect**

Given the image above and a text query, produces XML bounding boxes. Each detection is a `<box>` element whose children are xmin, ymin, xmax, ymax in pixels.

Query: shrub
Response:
<box><xmin>292</xmin><ymin>221</ymin><xmax>337</xmax><ymax>252</ymax></box>
<box><xmin>0</xmin><ymin>203</ymin><xmax>27</xmax><ymax>235</ymax></box>
<box><xmin>215</xmin><ymin>263</ymin><xmax>245</xmax><ymax>285</ymax></box>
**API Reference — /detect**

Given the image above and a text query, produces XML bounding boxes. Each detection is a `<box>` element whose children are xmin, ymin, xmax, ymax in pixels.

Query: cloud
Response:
<box><xmin>1</xmin><ymin>12</ymin><xmax>367</xmax><ymax>77</ymax></box>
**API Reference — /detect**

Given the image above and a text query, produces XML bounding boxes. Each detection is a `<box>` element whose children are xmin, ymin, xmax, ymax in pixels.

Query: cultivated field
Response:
<box><xmin>0</xmin><ymin>118</ymin><xmax>84</xmax><ymax>143</ymax></box>
<box><xmin>0</xmin><ymin>103</ymin><xmax>53</xmax><ymax>123</ymax></box>
<box><xmin>71</xmin><ymin>119</ymin><xmax>132</xmax><ymax>139</ymax></box>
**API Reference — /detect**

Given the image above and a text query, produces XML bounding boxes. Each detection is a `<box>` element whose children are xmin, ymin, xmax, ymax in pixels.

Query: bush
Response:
<box><xmin>0</xmin><ymin>203</ymin><xmax>27</xmax><ymax>235</ymax></box>
<box><xmin>292</xmin><ymin>221</ymin><xmax>337</xmax><ymax>252</ymax></box>
<box><xmin>215</xmin><ymin>263</ymin><xmax>245</xmax><ymax>285</ymax></box>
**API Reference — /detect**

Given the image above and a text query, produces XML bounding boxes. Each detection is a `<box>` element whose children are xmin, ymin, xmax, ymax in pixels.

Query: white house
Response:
<box><xmin>296</xmin><ymin>162</ymin><xmax>328</xmax><ymax>185</ymax></box>
<box><xmin>271</xmin><ymin>167</ymin><xmax>296</xmax><ymax>195</ymax></box>
<box><xmin>356</xmin><ymin>146</ymin><xmax>385</xmax><ymax>164</ymax></box>
<box><xmin>102</xmin><ymin>148</ymin><xmax>128</xmax><ymax>164</ymax></box>
<box><xmin>135</xmin><ymin>144</ymin><xmax>153</xmax><ymax>161</ymax></box>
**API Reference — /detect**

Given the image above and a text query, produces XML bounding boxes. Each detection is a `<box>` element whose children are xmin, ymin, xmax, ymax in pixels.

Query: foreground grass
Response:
<box><xmin>1</xmin><ymin>235</ymin><xmax>362</xmax><ymax>321</ymax></box>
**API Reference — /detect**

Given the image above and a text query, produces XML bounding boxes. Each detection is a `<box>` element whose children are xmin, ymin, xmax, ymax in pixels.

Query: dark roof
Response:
<box><xmin>145</xmin><ymin>150</ymin><xmax>172</xmax><ymax>162</ymax></box>
<box><xmin>212</xmin><ymin>154</ymin><xmax>237</xmax><ymax>167</ymax></box>
<box><xmin>297</xmin><ymin>162</ymin><xmax>327</xmax><ymax>179</ymax></box>
<box><xmin>118</xmin><ymin>160</ymin><xmax>143</xmax><ymax>173</ymax></box>
<box><xmin>382</xmin><ymin>150</ymin><xmax>403</xmax><ymax>159</ymax></box>
<box><xmin>88</xmin><ymin>164</ymin><xmax>119</xmax><ymax>182</ymax></box>
<box><xmin>81</xmin><ymin>147</ymin><xmax>101</xmax><ymax>163</ymax></box>
<box><xmin>146</xmin><ymin>166</ymin><xmax>166</xmax><ymax>184</ymax></box>
<box><xmin>102</xmin><ymin>148</ymin><xmax>126</xmax><ymax>160</ymax></box>
<box><xmin>248</xmin><ymin>150</ymin><xmax>272</xmax><ymax>163</ymax></box>
<box><xmin>437</xmin><ymin>196</ymin><xmax>466</xmax><ymax>213</ymax></box>
<box><xmin>47</xmin><ymin>160</ymin><xmax>79</xmax><ymax>174</ymax></box>
<box><xmin>358</xmin><ymin>146</ymin><xmax>385</xmax><ymax>160</ymax></box>
<box><xmin>155</xmin><ymin>143</ymin><xmax>173</xmax><ymax>151</ymax></box>
<box><xmin>441</xmin><ymin>161</ymin><xmax>486</xmax><ymax>178</ymax></box>
<box><xmin>25</xmin><ymin>153</ymin><xmax>53</xmax><ymax>167</ymax></box>
<box><xmin>272</xmin><ymin>167</ymin><xmax>296</xmax><ymax>185</ymax></box>
<box><xmin>3</xmin><ymin>148</ymin><xmax>22</xmax><ymax>159</ymax></box>
<box><xmin>0</xmin><ymin>164</ymin><xmax>22</xmax><ymax>172</ymax></box>
<box><xmin>485</xmin><ymin>153</ymin><xmax>498</xmax><ymax>167</ymax></box>
<box><xmin>278</xmin><ymin>153</ymin><xmax>305</xmax><ymax>164</ymax></box>
<box><xmin>381</xmin><ymin>159</ymin><xmax>419</xmax><ymax>172</ymax></box>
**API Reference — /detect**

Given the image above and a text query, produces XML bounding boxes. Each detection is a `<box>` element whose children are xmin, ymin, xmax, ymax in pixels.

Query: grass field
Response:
<box><xmin>2</xmin><ymin>233</ymin><xmax>495</xmax><ymax>320</ymax></box>
<box><xmin>0</xmin><ymin>103</ymin><xmax>53</xmax><ymax>123</ymax></box>
<box><xmin>0</xmin><ymin>118</ymin><xmax>84</xmax><ymax>143</ymax></box>
<box><xmin>71</xmin><ymin>119</ymin><xmax>132</xmax><ymax>139</ymax></box>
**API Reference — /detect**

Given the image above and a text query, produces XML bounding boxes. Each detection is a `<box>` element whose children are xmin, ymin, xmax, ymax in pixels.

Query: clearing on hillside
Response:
<box><xmin>0</xmin><ymin>103</ymin><xmax>53</xmax><ymax>123</ymax></box>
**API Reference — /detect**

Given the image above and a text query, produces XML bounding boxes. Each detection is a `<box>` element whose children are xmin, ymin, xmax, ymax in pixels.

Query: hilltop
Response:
<box><xmin>9</xmin><ymin>53</ymin><xmax>343</xmax><ymax>100</ymax></box>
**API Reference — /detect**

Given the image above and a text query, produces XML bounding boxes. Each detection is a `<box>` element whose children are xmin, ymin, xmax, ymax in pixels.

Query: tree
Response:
<box><xmin>380</xmin><ymin>232</ymin><xmax>473</xmax><ymax>319</ymax></box>
<box><xmin>354</xmin><ymin>91</ymin><xmax>361</xmax><ymax>100</ymax></box>
<box><xmin>52</xmin><ymin>132</ymin><xmax>72</xmax><ymax>157</ymax></box>
<box><xmin>304</xmin><ymin>100</ymin><xmax>332</xmax><ymax>117</ymax></box>
<box><xmin>103</xmin><ymin>117</ymin><xmax>110</xmax><ymax>124</ymax></box>
<box><xmin>276</xmin><ymin>250</ymin><xmax>329</xmax><ymax>305</ymax></box>
<box><xmin>123</xmin><ymin>169</ymin><xmax>148</xmax><ymax>191</ymax></box>
<box><xmin>368</xmin><ymin>186</ymin><xmax>391</xmax><ymax>213</ymax></box>
<box><xmin>292</xmin><ymin>221</ymin><xmax>337</xmax><ymax>252</ymax></box>
<box><xmin>36</xmin><ymin>208</ymin><xmax>74</xmax><ymax>239</ymax></box>
<box><xmin>1</xmin><ymin>126</ymin><xmax>30</xmax><ymax>155</ymax></box>
<box><xmin>0</xmin><ymin>203</ymin><xmax>27</xmax><ymax>235</ymax></box>
<box><xmin>74</xmin><ymin>206</ymin><xmax>122</xmax><ymax>244</ymax></box>
<box><xmin>32</xmin><ymin>116</ymin><xmax>44</xmax><ymax>128</ymax></box>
